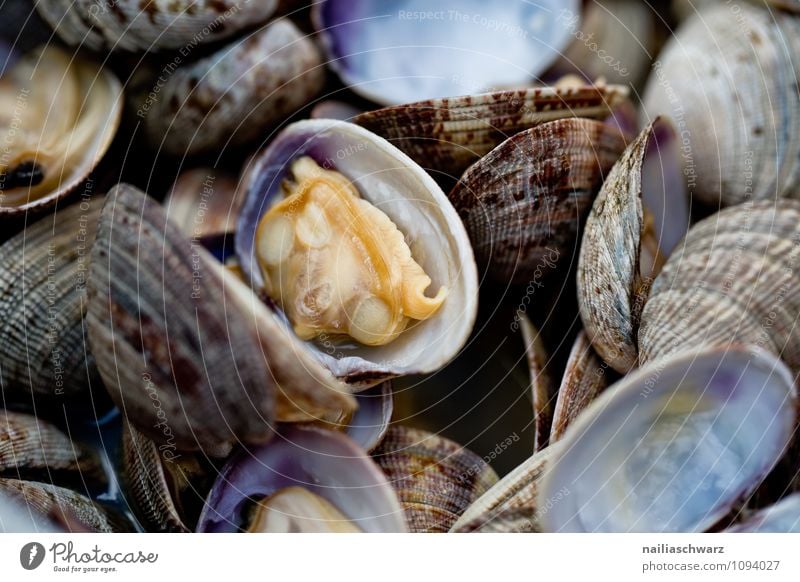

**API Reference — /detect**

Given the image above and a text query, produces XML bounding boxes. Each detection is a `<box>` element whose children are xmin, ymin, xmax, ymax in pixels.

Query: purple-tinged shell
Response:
<box><xmin>726</xmin><ymin>495</ymin><xmax>800</xmax><ymax>533</ymax></box>
<box><xmin>345</xmin><ymin>382</ymin><xmax>394</xmax><ymax>452</ymax></box>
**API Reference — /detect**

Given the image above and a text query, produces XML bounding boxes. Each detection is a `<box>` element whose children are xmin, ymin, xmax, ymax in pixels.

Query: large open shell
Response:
<box><xmin>354</xmin><ymin>83</ymin><xmax>630</xmax><ymax>179</ymax></box>
<box><xmin>578</xmin><ymin>118</ymin><xmax>688</xmax><ymax>372</ymax></box>
<box><xmin>0</xmin><ymin>45</ymin><xmax>121</xmax><ymax>219</ymax></box>
<box><xmin>639</xmin><ymin>200</ymin><xmax>800</xmax><ymax>374</ymax></box>
<box><xmin>642</xmin><ymin>2</ymin><xmax>800</xmax><ymax>206</ymax></box>
<box><xmin>142</xmin><ymin>19</ymin><xmax>324</xmax><ymax>156</ymax></box>
<box><xmin>312</xmin><ymin>0</ymin><xmax>579</xmax><ymax>106</ymax></box>
<box><xmin>538</xmin><ymin>346</ymin><xmax>797</xmax><ymax>532</ymax></box>
<box><xmin>448</xmin><ymin>117</ymin><xmax>627</xmax><ymax>284</ymax></box>
<box><xmin>236</xmin><ymin>119</ymin><xmax>478</xmax><ymax>386</ymax></box>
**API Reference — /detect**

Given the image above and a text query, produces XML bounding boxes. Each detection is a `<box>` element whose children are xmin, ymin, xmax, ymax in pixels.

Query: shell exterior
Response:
<box><xmin>312</xmin><ymin>0</ymin><xmax>579</xmax><ymax>106</ymax></box>
<box><xmin>236</xmin><ymin>119</ymin><xmax>479</xmax><ymax>386</ymax></box>
<box><xmin>344</xmin><ymin>382</ymin><xmax>393</xmax><ymax>452</ymax></box>
<box><xmin>450</xmin><ymin>445</ymin><xmax>555</xmax><ymax>533</ymax></box>
<box><xmin>122</xmin><ymin>423</ymin><xmax>212</xmax><ymax>533</ymax></box>
<box><xmin>0</xmin><ymin>410</ymin><xmax>104</xmax><ymax>485</ymax></box>
<box><xmin>726</xmin><ymin>494</ymin><xmax>800</xmax><ymax>533</ymax></box>
<box><xmin>0</xmin><ymin>196</ymin><xmax>105</xmax><ymax>405</ymax></box>
<box><xmin>642</xmin><ymin>2</ymin><xmax>800</xmax><ymax>206</ymax></box>
<box><xmin>549</xmin><ymin>331</ymin><xmax>612</xmax><ymax>444</ymax></box>
<box><xmin>164</xmin><ymin>168</ymin><xmax>244</xmax><ymax>238</ymax></box>
<box><xmin>0</xmin><ymin>478</ymin><xmax>126</xmax><ymax>532</ymax></box>
<box><xmin>0</xmin><ymin>46</ymin><xmax>122</xmax><ymax>218</ymax></box>
<box><xmin>143</xmin><ymin>19</ymin><xmax>324</xmax><ymax>156</ymax></box>
<box><xmin>519</xmin><ymin>317</ymin><xmax>555</xmax><ymax>452</ymax></box>
<box><xmin>35</xmin><ymin>0</ymin><xmax>278</xmax><ymax>52</ymax></box>
<box><xmin>372</xmin><ymin>426</ymin><xmax>498</xmax><ymax>533</ymax></box>
<box><xmin>449</xmin><ymin>117</ymin><xmax>627</xmax><ymax>284</ymax></box>
<box><xmin>354</xmin><ymin>84</ymin><xmax>630</xmax><ymax>179</ymax></box>
<box><xmin>538</xmin><ymin>346</ymin><xmax>797</xmax><ymax>532</ymax></box>
<box><xmin>198</xmin><ymin>425</ymin><xmax>408</xmax><ymax>533</ymax></box>
<box><xmin>578</xmin><ymin>118</ymin><xmax>688</xmax><ymax>372</ymax></box>
<box><xmin>639</xmin><ymin>200</ymin><xmax>800</xmax><ymax>374</ymax></box>
<box><xmin>0</xmin><ymin>488</ymin><xmax>63</xmax><ymax>533</ymax></box>
<box><xmin>87</xmin><ymin>184</ymin><xmax>275</xmax><ymax>457</ymax></box>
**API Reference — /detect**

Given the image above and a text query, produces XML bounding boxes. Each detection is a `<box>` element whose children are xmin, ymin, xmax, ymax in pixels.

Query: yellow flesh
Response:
<box><xmin>255</xmin><ymin>157</ymin><xmax>447</xmax><ymax>346</ymax></box>
<box><xmin>0</xmin><ymin>46</ymin><xmax>115</xmax><ymax>207</ymax></box>
<box><xmin>247</xmin><ymin>487</ymin><xmax>362</xmax><ymax>533</ymax></box>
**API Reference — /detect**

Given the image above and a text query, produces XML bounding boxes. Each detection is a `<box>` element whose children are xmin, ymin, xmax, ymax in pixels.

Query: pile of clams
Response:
<box><xmin>3</xmin><ymin>0</ymin><xmax>800</xmax><ymax>535</ymax></box>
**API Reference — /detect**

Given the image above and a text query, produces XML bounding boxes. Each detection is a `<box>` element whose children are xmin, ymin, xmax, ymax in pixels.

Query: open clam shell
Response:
<box><xmin>371</xmin><ymin>426</ymin><xmax>498</xmax><ymax>533</ymax></box>
<box><xmin>639</xmin><ymin>200</ymin><xmax>800</xmax><ymax>374</ymax></box>
<box><xmin>448</xmin><ymin>117</ymin><xmax>627</xmax><ymax>283</ymax></box>
<box><xmin>345</xmin><ymin>382</ymin><xmax>393</xmax><ymax>452</ymax></box>
<box><xmin>36</xmin><ymin>0</ymin><xmax>279</xmax><ymax>52</ymax></box>
<box><xmin>578</xmin><ymin>117</ymin><xmax>689</xmax><ymax>373</ymax></box>
<box><xmin>0</xmin><ymin>195</ymin><xmax>105</xmax><ymax>406</ymax></box>
<box><xmin>354</xmin><ymin>83</ymin><xmax>630</xmax><ymax>179</ymax></box>
<box><xmin>197</xmin><ymin>425</ymin><xmax>408</xmax><ymax>533</ymax></box>
<box><xmin>538</xmin><ymin>346</ymin><xmax>797</xmax><ymax>533</ymax></box>
<box><xmin>642</xmin><ymin>2</ymin><xmax>800</xmax><ymax>206</ymax></box>
<box><xmin>726</xmin><ymin>494</ymin><xmax>800</xmax><ymax>533</ymax></box>
<box><xmin>312</xmin><ymin>0</ymin><xmax>579</xmax><ymax>106</ymax></box>
<box><xmin>142</xmin><ymin>19</ymin><xmax>324</xmax><ymax>156</ymax></box>
<box><xmin>0</xmin><ymin>45</ymin><xmax>122</xmax><ymax>219</ymax></box>
<box><xmin>236</xmin><ymin>119</ymin><xmax>478</xmax><ymax>386</ymax></box>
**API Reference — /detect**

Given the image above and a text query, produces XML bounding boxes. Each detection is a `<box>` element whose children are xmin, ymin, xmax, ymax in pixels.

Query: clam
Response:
<box><xmin>344</xmin><ymin>382</ymin><xmax>393</xmax><ymax>452</ymax></box>
<box><xmin>35</xmin><ymin>0</ymin><xmax>279</xmax><ymax>52</ymax></box>
<box><xmin>538</xmin><ymin>346</ymin><xmax>796</xmax><ymax>532</ymax></box>
<box><xmin>142</xmin><ymin>19</ymin><xmax>324</xmax><ymax>156</ymax></box>
<box><xmin>642</xmin><ymin>2</ymin><xmax>800</xmax><ymax>206</ymax></box>
<box><xmin>639</xmin><ymin>200</ymin><xmax>800</xmax><ymax>374</ymax></box>
<box><xmin>0</xmin><ymin>195</ymin><xmax>106</xmax><ymax>407</ymax></box>
<box><xmin>164</xmin><ymin>168</ymin><xmax>244</xmax><ymax>239</ymax></box>
<box><xmin>355</xmin><ymin>82</ymin><xmax>630</xmax><ymax>179</ymax></box>
<box><xmin>87</xmin><ymin>184</ymin><xmax>356</xmax><ymax>456</ymax></box>
<box><xmin>578</xmin><ymin>117</ymin><xmax>689</xmax><ymax>372</ymax></box>
<box><xmin>519</xmin><ymin>317</ymin><xmax>555</xmax><ymax>452</ymax></box>
<box><xmin>371</xmin><ymin>426</ymin><xmax>498</xmax><ymax>532</ymax></box>
<box><xmin>236</xmin><ymin>119</ymin><xmax>478</xmax><ymax>386</ymax></box>
<box><xmin>0</xmin><ymin>45</ymin><xmax>122</xmax><ymax>219</ymax></box>
<box><xmin>448</xmin><ymin>117</ymin><xmax>628</xmax><ymax>283</ymax></box>
<box><xmin>726</xmin><ymin>494</ymin><xmax>800</xmax><ymax>533</ymax></box>
<box><xmin>312</xmin><ymin>0</ymin><xmax>579</xmax><ymax>106</ymax></box>
<box><xmin>197</xmin><ymin>425</ymin><xmax>408</xmax><ymax>532</ymax></box>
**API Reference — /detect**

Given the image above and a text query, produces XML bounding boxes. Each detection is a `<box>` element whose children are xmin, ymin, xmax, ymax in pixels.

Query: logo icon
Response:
<box><xmin>20</xmin><ymin>542</ymin><xmax>46</xmax><ymax>570</ymax></box>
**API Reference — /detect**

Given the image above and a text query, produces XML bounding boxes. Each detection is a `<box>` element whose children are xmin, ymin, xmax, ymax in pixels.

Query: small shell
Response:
<box><xmin>344</xmin><ymin>382</ymin><xmax>393</xmax><ymax>452</ymax></box>
<box><xmin>354</xmin><ymin>84</ymin><xmax>629</xmax><ymax>179</ymax></box>
<box><xmin>538</xmin><ymin>346</ymin><xmax>797</xmax><ymax>532</ymax></box>
<box><xmin>0</xmin><ymin>196</ymin><xmax>105</xmax><ymax>406</ymax></box>
<box><xmin>578</xmin><ymin>118</ymin><xmax>688</xmax><ymax>372</ymax></box>
<box><xmin>639</xmin><ymin>200</ymin><xmax>800</xmax><ymax>374</ymax></box>
<box><xmin>519</xmin><ymin>317</ymin><xmax>555</xmax><ymax>452</ymax></box>
<box><xmin>372</xmin><ymin>426</ymin><xmax>498</xmax><ymax>533</ymax></box>
<box><xmin>36</xmin><ymin>0</ymin><xmax>279</xmax><ymax>52</ymax></box>
<box><xmin>448</xmin><ymin>117</ymin><xmax>628</xmax><ymax>284</ymax></box>
<box><xmin>142</xmin><ymin>19</ymin><xmax>324</xmax><ymax>156</ymax></box>
<box><xmin>164</xmin><ymin>168</ymin><xmax>244</xmax><ymax>238</ymax></box>
<box><xmin>642</xmin><ymin>2</ymin><xmax>800</xmax><ymax>206</ymax></box>
<box><xmin>549</xmin><ymin>331</ymin><xmax>613</xmax><ymax>444</ymax></box>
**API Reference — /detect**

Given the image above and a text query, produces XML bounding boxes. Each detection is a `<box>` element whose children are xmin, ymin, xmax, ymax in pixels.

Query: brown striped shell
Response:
<box><xmin>520</xmin><ymin>317</ymin><xmax>555</xmax><ymax>452</ymax></box>
<box><xmin>448</xmin><ymin>117</ymin><xmax>627</xmax><ymax>284</ymax></box>
<box><xmin>578</xmin><ymin>118</ymin><xmax>688</xmax><ymax>372</ymax></box>
<box><xmin>142</xmin><ymin>19</ymin><xmax>324</xmax><ymax>156</ymax></box>
<box><xmin>639</xmin><ymin>200</ymin><xmax>800</xmax><ymax>374</ymax></box>
<box><xmin>642</xmin><ymin>2</ymin><xmax>800</xmax><ymax>206</ymax></box>
<box><xmin>35</xmin><ymin>0</ymin><xmax>280</xmax><ymax>52</ymax></box>
<box><xmin>372</xmin><ymin>426</ymin><xmax>498</xmax><ymax>533</ymax></box>
<box><xmin>354</xmin><ymin>84</ymin><xmax>629</xmax><ymax>179</ymax></box>
<box><xmin>0</xmin><ymin>196</ymin><xmax>104</xmax><ymax>406</ymax></box>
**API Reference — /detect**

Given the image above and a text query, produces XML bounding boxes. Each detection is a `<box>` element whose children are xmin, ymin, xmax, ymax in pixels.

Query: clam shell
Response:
<box><xmin>372</xmin><ymin>426</ymin><xmax>498</xmax><ymax>533</ymax></box>
<box><xmin>519</xmin><ymin>317</ymin><xmax>555</xmax><ymax>452</ymax></box>
<box><xmin>726</xmin><ymin>494</ymin><xmax>800</xmax><ymax>533</ymax></box>
<box><xmin>344</xmin><ymin>382</ymin><xmax>393</xmax><ymax>452</ymax></box>
<box><xmin>642</xmin><ymin>2</ymin><xmax>800</xmax><ymax>206</ymax></box>
<box><xmin>142</xmin><ymin>19</ymin><xmax>324</xmax><ymax>156</ymax></box>
<box><xmin>0</xmin><ymin>46</ymin><xmax>122</xmax><ymax>219</ymax></box>
<box><xmin>0</xmin><ymin>195</ymin><xmax>105</xmax><ymax>406</ymax></box>
<box><xmin>164</xmin><ymin>168</ymin><xmax>244</xmax><ymax>239</ymax></box>
<box><xmin>449</xmin><ymin>117</ymin><xmax>627</xmax><ymax>284</ymax></box>
<box><xmin>354</xmin><ymin>84</ymin><xmax>630</xmax><ymax>179</ymax></box>
<box><xmin>236</xmin><ymin>119</ymin><xmax>479</xmax><ymax>386</ymax></box>
<box><xmin>197</xmin><ymin>425</ymin><xmax>408</xmax><ymax>533</ymax></box>
<box><xmin>36</xmin><ymin>0</ymin><xmax>279</xmax><ymax>52</ymax></box>
<box><xmin>639</xmin><ymin>200</ymin><xmax>800</xmax><ymax>374</ymax></box>
<box><xmin>578</xmin><ymin>118</ymin><xmax>688</xmax><ymax>372</ymax></box>
<box><xmin>538</xmin><ymin>346</ymin><xmax>797</xmax><ymax>532</ymax></box>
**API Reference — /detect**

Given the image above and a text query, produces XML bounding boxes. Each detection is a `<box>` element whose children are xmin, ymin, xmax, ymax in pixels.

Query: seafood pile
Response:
<box><xmin>1</xmin><ymin>0</ymin><xmax>800</xmax><ymax>534</ymax></box>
